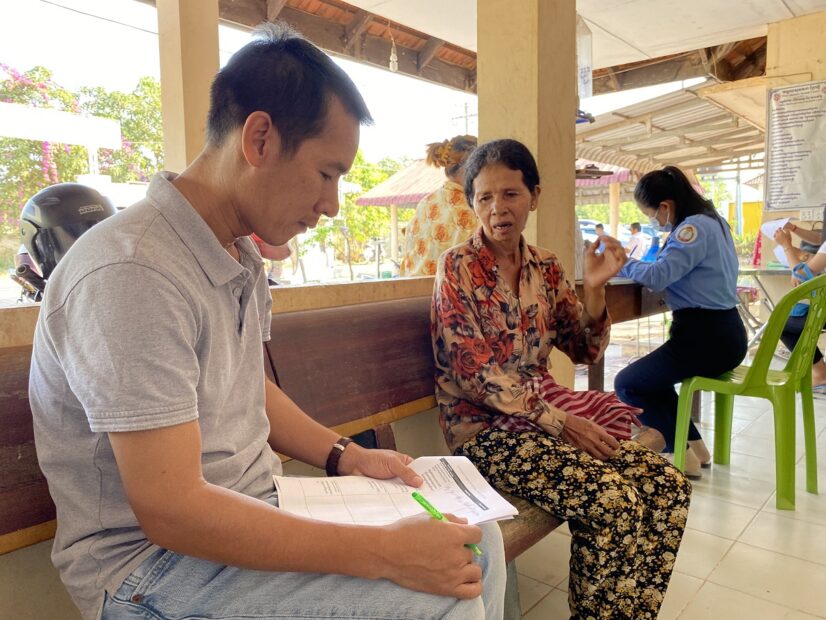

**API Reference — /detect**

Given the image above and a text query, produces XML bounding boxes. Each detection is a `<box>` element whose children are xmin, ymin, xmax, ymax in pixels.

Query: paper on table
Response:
<box><xmin>773</xmin><ymin>244</ymin><xmax>790</xmax><ymax>267</ymax></box>
<box><xmin>760</xmin><ymin>217</ymin><xmax>791</xmax><ymax>239</ymax></box>
<box><xmin>273</xmin><ymin>455</ymin><xmax>519</xmax><ymax>526</ymax></box>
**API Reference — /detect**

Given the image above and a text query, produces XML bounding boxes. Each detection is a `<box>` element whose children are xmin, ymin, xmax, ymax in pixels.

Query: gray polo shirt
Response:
<box><xmin>29</xmin><ymin>172</ymin><xmax>279</xmax><ymax>619</ymax></box>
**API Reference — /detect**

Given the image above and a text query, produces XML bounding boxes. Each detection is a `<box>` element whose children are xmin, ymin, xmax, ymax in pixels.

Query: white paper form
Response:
<box><xmin>273</xmin><ymin>456</ymin><xmax>519</xmax><ymax>526</ymax></box>
<box><xmin>773</xmin><ymin>244</ymin><xmax>790</xmax><ymax>267</ymax></box>
<box><xmin>760</xmin><ymin>217</ymin><xmax>791</xmax><ymax>239</ymax></box>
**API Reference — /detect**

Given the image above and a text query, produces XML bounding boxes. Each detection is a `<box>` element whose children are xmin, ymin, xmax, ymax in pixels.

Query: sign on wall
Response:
<box><xmin>765</xmin><ymin>80</ymin><xmax>826</xmax><ymax>212</ymax></box>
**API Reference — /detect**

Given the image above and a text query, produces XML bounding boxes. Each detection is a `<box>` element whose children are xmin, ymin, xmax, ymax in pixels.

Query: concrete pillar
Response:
<box><xmin>609</xmin><ymin>182</ymin><xmax>620</xmax><ymax>238</ymax></box>
<box><xmin>478</xmin><ymin>0</ymin><xmax>577</xmax><ymax>386</ymax></box>
<box><xmin>390</xmin><ymin>204</ymin><xmax>399</xmax><ymax>261</ymax></box>
<box><xmin>156</xmin><ymin>0</ymin><xmax>219</xmax><ymax>172</ymax></box>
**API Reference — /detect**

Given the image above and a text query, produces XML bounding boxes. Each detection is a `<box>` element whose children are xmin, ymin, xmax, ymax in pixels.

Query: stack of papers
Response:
<box><xmin>274</xmin><ymin>456</ymin><xmax>519</xmax><ymax>526</ymax></box>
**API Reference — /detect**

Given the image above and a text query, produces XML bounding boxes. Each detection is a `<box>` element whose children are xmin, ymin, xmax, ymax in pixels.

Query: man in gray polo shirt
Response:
<box><xmin>29</xmin><ymin>23</ymin><xmax>505</xmax><ymax>620</ymax></box>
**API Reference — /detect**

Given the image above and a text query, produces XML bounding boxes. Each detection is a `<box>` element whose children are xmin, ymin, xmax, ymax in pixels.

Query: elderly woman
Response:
<box><xmin>400</xmin><ymin>135</ymin><xmax>478</xmax><ymax>276</ymax></box>
<box><xmin>431</xmin><ymin>139</ymin><xmax>691</xmax><ymax>619</ymax></box>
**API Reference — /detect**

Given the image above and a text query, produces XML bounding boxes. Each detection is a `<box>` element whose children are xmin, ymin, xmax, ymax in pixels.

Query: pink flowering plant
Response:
<box><xmin>0</xmin><ymin>65</ymin><xmax>163</xmax><ymax>239</ymax></box>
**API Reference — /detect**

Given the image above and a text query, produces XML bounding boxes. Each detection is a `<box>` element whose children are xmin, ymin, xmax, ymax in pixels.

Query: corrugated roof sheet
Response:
<box><xmin>356</xmin><ymin>159</ymin><xmax>638</xmax><ymax>207</ymax></box>
<box><xmin>355</xmin><ymin>159</ymin><xmax>445</xmax><ymax>206</ymax></box>
<box><xmin>577</xmin><ymin>80</ymin><xmax>765</xmax><ymax>173</ymax></box>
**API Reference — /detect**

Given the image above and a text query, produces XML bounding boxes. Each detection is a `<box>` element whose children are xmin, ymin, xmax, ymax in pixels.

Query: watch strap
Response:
<box><xmin>325</xmin><ymin>437</ymin><xmax>353</xmax><ymax>476</ymax></box>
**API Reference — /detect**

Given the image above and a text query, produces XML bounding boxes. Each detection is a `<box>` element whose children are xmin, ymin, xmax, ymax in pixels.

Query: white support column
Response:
<box><xmin>156</xmin><ymin>0</ymin><xmax>219</xmax><ymax>172</ymax></box>
<box><xmin>609</xmin><ymin>182</ymin><xmax>620</xmax><ymax>238</ymax></box>
<box><xmin>390</xmin><ymin>204</ymin><xmax>399</xmax><ymax>261</ymax></box>
<box><xmin>478</xmin><ymin>0</ymin><xmax>577</xmax><ymax>386</ymax></box>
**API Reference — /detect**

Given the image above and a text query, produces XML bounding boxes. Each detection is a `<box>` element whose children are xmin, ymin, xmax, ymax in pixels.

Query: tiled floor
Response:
<box><xmin>516</xmin><ymin>331</ymin><xmax>826</xmax><ymax>618</ymax></box>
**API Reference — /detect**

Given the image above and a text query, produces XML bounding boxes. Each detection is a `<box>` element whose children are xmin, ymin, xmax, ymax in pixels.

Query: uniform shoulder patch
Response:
<box><xmin>675</xmin><ymin>224</ymin><xmax>698</xmax><ymax>244</ymax></box>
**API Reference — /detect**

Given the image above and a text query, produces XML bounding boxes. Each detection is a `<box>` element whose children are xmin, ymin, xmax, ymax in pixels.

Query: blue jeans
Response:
<box><xmin>101</xmin><ymin>508</ymin><xmax>506</xmax><ymax>619</ymax></box>
<box><xmin>614</xmin><ymin>307</ymin><xmax>747</xmax><ymax>451</ymax></box>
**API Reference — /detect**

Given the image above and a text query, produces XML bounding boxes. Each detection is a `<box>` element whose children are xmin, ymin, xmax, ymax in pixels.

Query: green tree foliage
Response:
<box><xmin>304</xmin><ymin>151</ymin><xmax>405</xmax><ymax>279</ymax></box>
<box><xmin>0</xmin><ymin>65</ymin><xmax>163</xmax><ymax>237</ymax></box>
<box><xmin>81</xmin><ymin>77</ymin><xmax>163</xmax><ymax>182</ymax></box>
<box><xmin>576</xmin><ymin>202</ymin><xmax>644</xmax><ymax>226</ymax></box>
<box><xmin>576</xmin><ymin>177</ymin><xmax>732</xmax><ymax>229</ymax></box>
<box><xmin>0</xmin><ymin>65</ymin><xmax>88</xmax><ymax>234</ymax></box>
<box><xmin>699</xmin><ymin>176</ymin><xmax>732</xmax><ymax>210</ymax></box>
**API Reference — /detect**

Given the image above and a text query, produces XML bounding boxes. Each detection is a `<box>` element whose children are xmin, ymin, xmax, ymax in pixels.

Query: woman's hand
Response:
<box><xmin>583</xmin><ymin>235</ymin><xmax>626</xmax><ymax>289</ymax></box>
<box><xmin>560</xmin><ymin>413</ymin><xmax>619</xmax><ymax>460</ymax></box>
<box><xmin>774</xmin><ymin>228</ymin><xmax>793</xmax><ymax>249</ymax></box>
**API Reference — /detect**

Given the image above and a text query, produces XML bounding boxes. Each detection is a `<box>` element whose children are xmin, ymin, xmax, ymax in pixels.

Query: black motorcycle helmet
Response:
<box><xmin>20</xmin><ymin>183</ymin><xmax>117</xmax><ymax>279</ymax></box>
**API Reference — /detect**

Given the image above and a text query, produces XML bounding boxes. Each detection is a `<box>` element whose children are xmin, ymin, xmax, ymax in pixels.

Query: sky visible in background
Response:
<box><xmin>0</xmin><ymin>0</ymin><xmax>742</xmax><ymax>178</ymax></box>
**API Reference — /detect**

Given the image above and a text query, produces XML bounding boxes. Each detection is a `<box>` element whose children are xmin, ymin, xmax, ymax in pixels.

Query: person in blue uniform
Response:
<box><xmin>613</xmin><ymin>166</ymin><xmax>747</xmax><ymax>478</ymax></box>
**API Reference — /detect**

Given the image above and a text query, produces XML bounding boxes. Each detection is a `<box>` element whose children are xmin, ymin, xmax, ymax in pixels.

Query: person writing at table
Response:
<box><xmin>614</xmin><ymin>166</ymin><xmax>747</xmax><ymax>478</ymax></box>
<box><xmin>432</xmin><ymin>138</ymin><xmax>691</xmax><ymax>620</ymax></box>
<box><xmin>774</xmin><ymin>226</ymin><xmax>826</xmax><ymax>388</ymax></box>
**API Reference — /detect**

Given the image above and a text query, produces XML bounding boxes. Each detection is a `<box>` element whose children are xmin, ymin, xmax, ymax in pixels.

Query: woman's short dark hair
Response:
<box><xmin>463</xmin><ymin>139</ymin><xmax>540</xmax><ymax>203</ymax></box>
<box><xmin>634</xmin><ymin>166</ymin><xmax>718</xmax><ymax>228</ymax></box>
<box><xmin>207</xmin><ymin>22</ymin><xmax>373</xmax><ymax>155</ymax></box>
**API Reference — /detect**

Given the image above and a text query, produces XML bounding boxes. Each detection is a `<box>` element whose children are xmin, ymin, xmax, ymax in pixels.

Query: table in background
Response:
<box><xmin>575</xmin><ymin>278</ymin><xmax>668</xmax><ymax>391</ymax></box>
<box><xmin>575</xmin><ymin>278</ymin><xmax>703</xmax><ymax>422</ymax></box>
<box><xmin>738</xmin><ymin>267</ymin><xmax>789</xmax><ymax>347</ymax></box>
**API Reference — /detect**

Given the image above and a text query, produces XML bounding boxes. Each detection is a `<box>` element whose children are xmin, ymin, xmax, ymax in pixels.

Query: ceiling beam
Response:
<box><xmin>342</xmin><ymin>9</ymin><xmax>372</xmax><ymax>51</ymax></box>
<box><xmin>215</xmin><ymin>1</ymin><xmax>476</xmax><ymax>93</ymax></box>
<box><xmin>590</xmin><ymin>38</ymin><xmax>766</xmax><ymax>96</ymax></box>
<box><xmin>139</xmin><ymin>1</ymin><xmax>766</xmax><ymax>98</ymax></box>
<box><xmin>417</xmin><ymin>37</ymin><xmax>445</xmax><ymax>73</ymax></box>
<box><xmin>593</xmin><ymin>52</ymin><xmax>707</xmax><ymax>95</ymax></box>
<box><xmin>266</xmin><ymin>0</ymin><xmax>288</xmax><ymax>21</ymax></box>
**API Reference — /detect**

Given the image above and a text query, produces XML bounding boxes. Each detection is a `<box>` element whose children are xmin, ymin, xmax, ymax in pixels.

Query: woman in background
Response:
<box><xmin>614</xmin><ymin>166</ymin><xmax>747</xmax><ymax>478</ymax></box>
<box><xmin>400</xmin><ymin>135</ymin><xmax>477</xmax><ymax>276</ymax></box>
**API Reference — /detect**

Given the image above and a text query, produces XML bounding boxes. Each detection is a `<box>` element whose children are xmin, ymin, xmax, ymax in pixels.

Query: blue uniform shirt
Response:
<box><xmin>619</xmin><ymin>213</ymin><xmax>739</xmax><ymax>311</ymax></box>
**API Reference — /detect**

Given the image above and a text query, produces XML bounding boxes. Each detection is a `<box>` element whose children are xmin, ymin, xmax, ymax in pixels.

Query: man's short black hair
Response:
<box><xmin>630</xmin><ymin>222</ymin><xmax>641</xmax><ymax>232</ymax></box>
<box><xmin>595</xmin><ymin>223</ymin><xmax>604</xmax><ymax>229</ymax></box>
<box><xmin>207</xmin><ymin>22</ymin><xmax>373</xmax><ymax>155</ymax></box>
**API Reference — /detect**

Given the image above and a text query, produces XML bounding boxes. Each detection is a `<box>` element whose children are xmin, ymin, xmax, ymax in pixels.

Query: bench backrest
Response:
<box><xmin>0</xmin><ymin>345</ymin><xmax>56</xmax><ymax>553</ymax></box>
<box><xmin>266</xmin><ymin>295</ymin><xmax>563</xmax><ymax>563</ymax></box>
<box><xmin>266</xmin><ymin>296</ymin><xmax>436</xmax><ymax>440</ymax></box>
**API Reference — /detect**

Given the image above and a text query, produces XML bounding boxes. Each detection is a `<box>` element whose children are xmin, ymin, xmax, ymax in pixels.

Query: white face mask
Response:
<box><xmin>649</xmin><ymin>207</ymin><xmax>673</xmax><ymax>233</ymax></box>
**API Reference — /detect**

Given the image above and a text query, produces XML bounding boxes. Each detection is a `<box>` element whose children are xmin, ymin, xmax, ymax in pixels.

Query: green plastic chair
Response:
<box><xmin>674</xmin><ymin>274</ymin><xmax>826</xmax><ymax>510</ymax></box>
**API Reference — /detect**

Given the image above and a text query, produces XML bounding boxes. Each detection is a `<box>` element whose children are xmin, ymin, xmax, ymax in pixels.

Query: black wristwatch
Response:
<box><xmin>325</xmin><ymin>437</ymin><xmax>354</xmax><ymax>476</ymax></box>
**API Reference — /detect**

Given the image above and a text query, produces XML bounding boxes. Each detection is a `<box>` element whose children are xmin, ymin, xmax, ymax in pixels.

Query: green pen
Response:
<box><xmin>411</xmin><ymin>491</ymin><xmax>483</xmax><ymax>556</ymax></box>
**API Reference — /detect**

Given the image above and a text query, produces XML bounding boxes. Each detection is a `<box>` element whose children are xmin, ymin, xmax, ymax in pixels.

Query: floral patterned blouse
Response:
<box><xmin>431</xmin><ymin>231</ymin><xmax>610</xmax><ymax>453</ymax></box>
<box><xmin>400</xmin><ymin>180</ymin><xmax>478</xmax><ymax>276</ymax></box>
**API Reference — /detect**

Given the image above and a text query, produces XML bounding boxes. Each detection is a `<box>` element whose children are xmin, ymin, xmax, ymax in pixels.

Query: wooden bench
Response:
<box><xmin>0</xmin><ymin>294</ymin><xmax>561</xmax><ymax>618</ymax></box>
<box><xmin>266</xmin><ymin>295</ymin><xmax>562</xmax><ymax>618</ymax></box>
<box><xmin>0</xmin><ymin>342</ymin><xmax>57</xmax><ymax>555</ymax></box>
